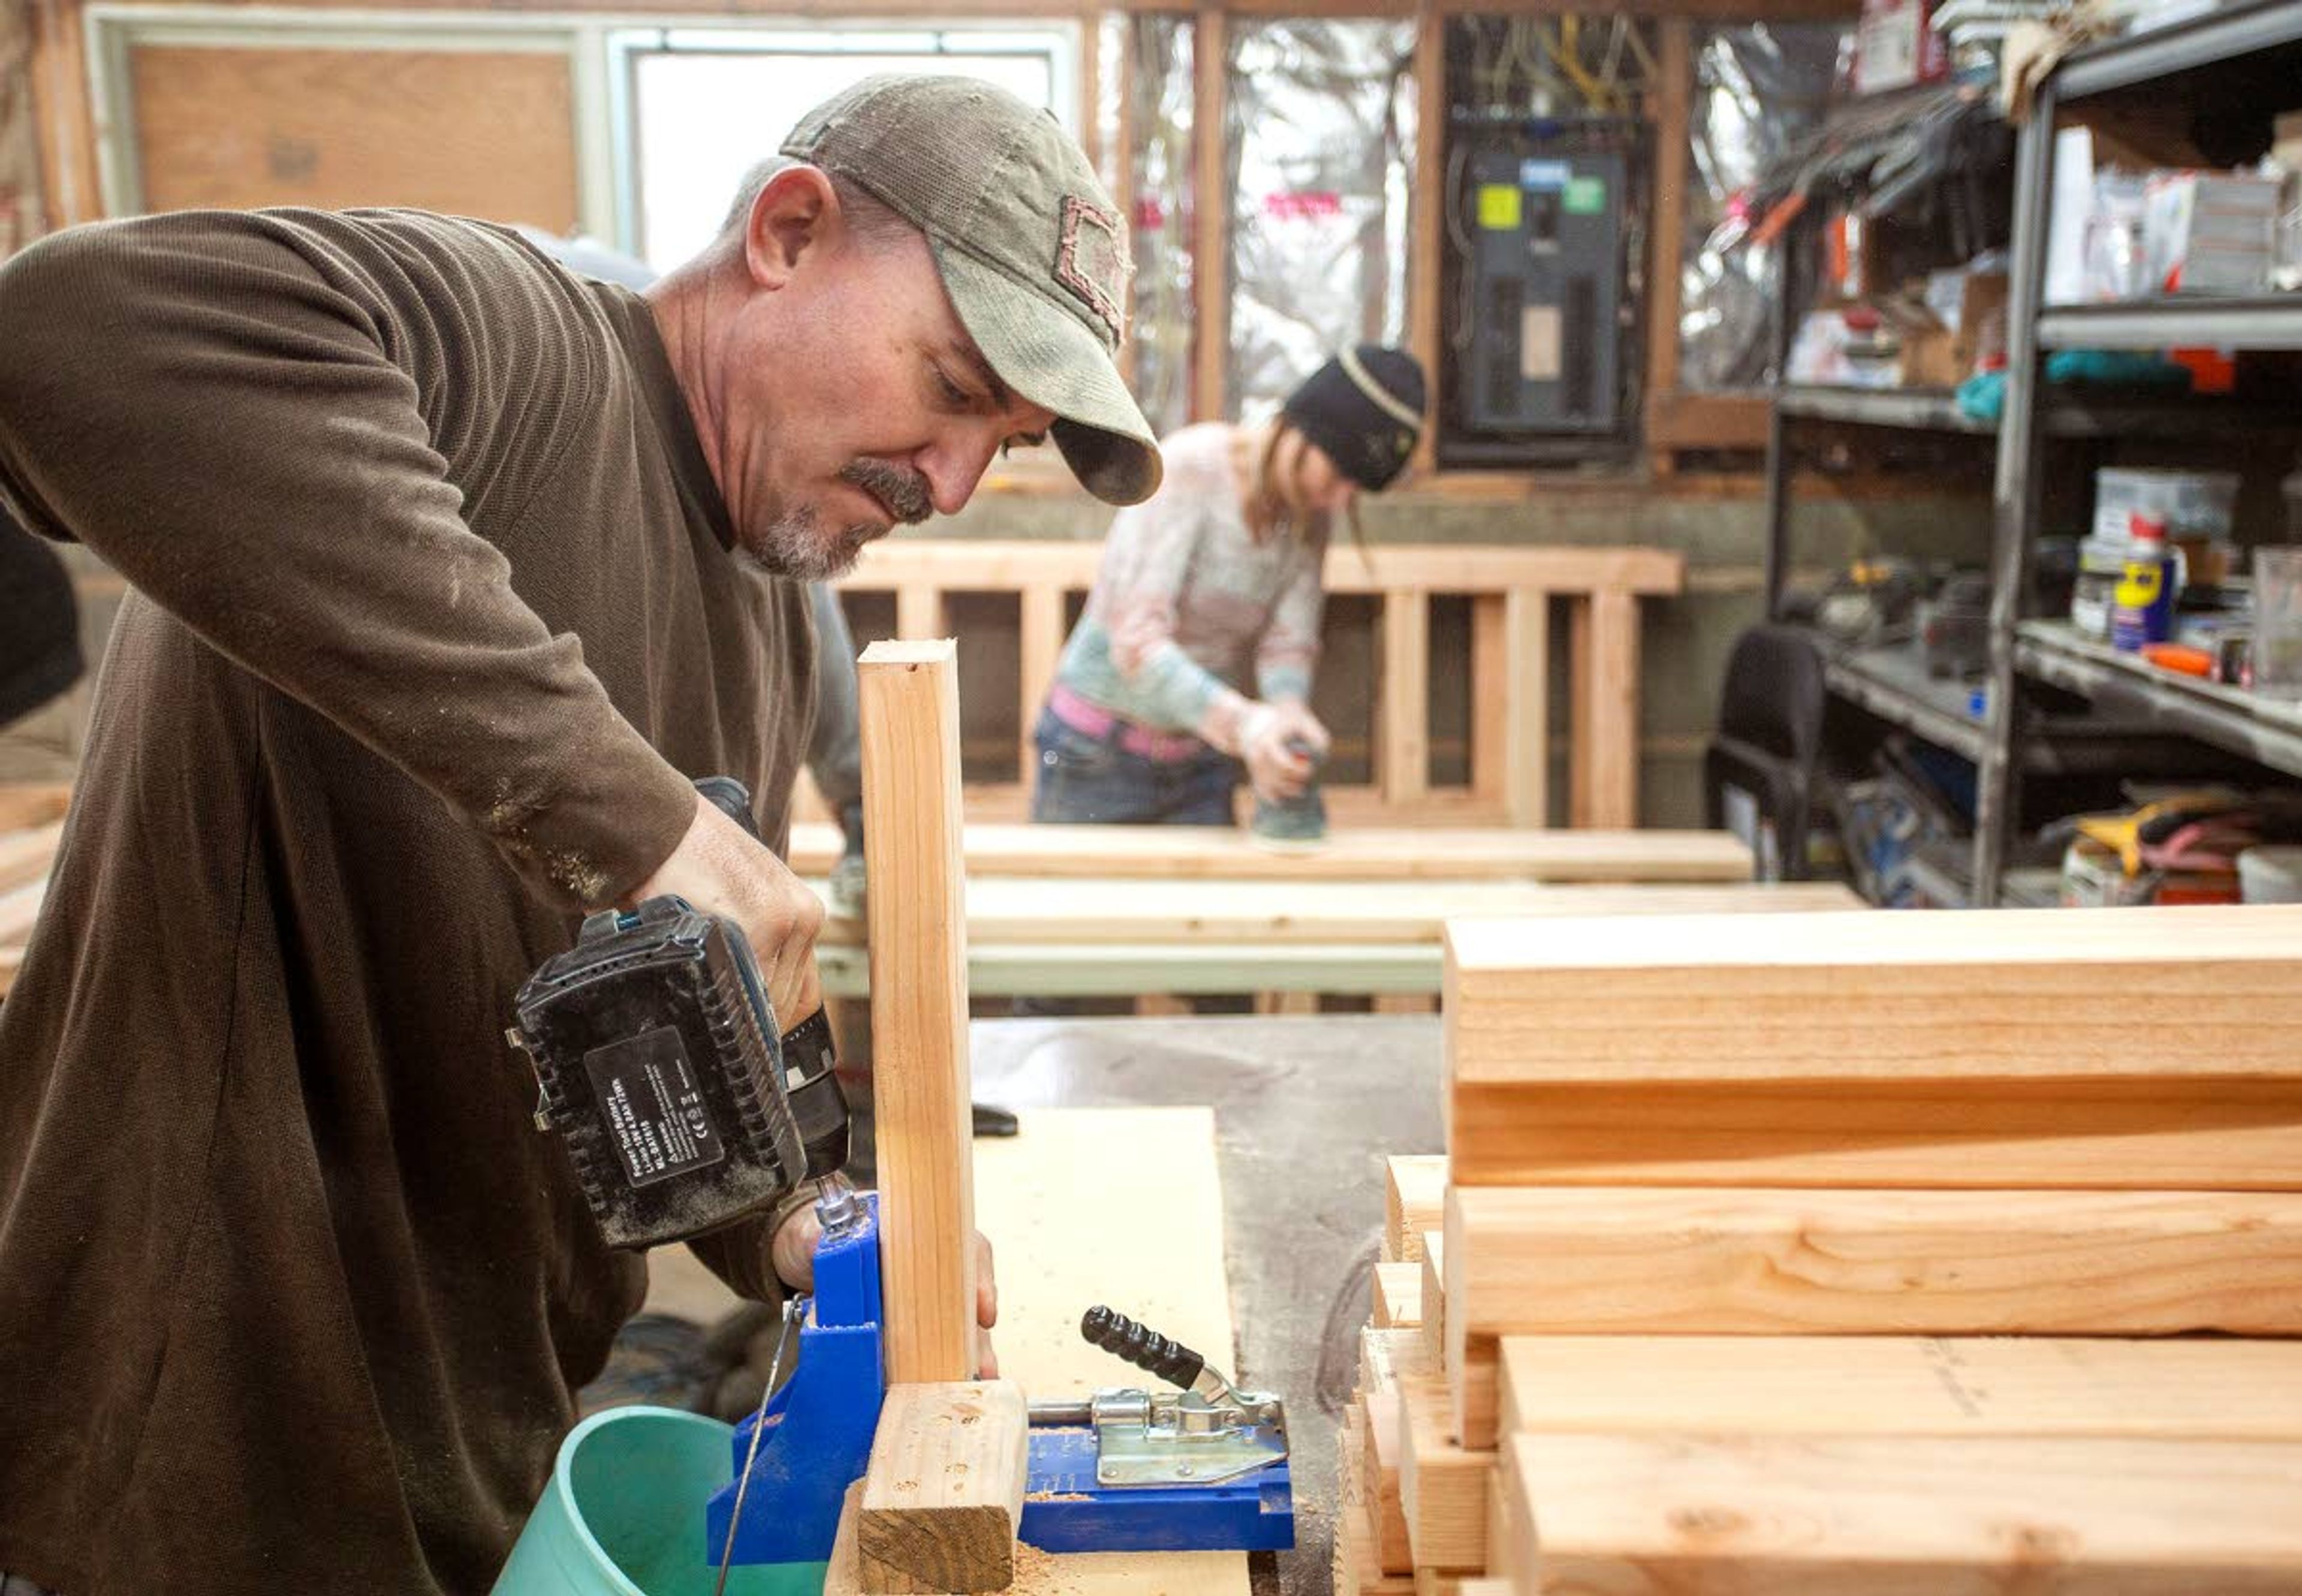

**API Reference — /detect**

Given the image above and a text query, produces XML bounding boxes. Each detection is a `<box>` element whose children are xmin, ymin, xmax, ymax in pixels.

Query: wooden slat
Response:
<box><xmin>860</xmin><ymin>640</ymin><xmax>977</xmax><ymax>1384</ymax></box>
<box><xmin>1467</xmin><ymin>595</ymin><xmax>1509</xmax><ymax>810</ymax></box>
<box><xmin>1501</xmin><ymin>590</ymin><xmax>1550</xmax><ymax>827</ymax></box>
<box><xmin>858</xmin><ymin>1381</ymin><xmax>1028</xmax><ymax>1595</ymax></box>
<box><xmin>1372</xmin><ymin>992</ymin><xmax>1438</xmax><ymax>1014</ymax></box>
<box><xmin>1505</xmin><ymin>1431</ymin><xmax>2302</xmax><ymax>1595</ymax></box>
<box><xmin>1382</xmin><ymin>589</ymin><xmax>1429</xmax><ymax>805</ymax></box>
<box><xmin>1363</xmin><ymin>1325</ymin><xmax>1435</xmax><ymax>1396</ymax></box>
<box><xmin>1445</xmin><ymin>905</ymin><xmax>2302</xmax><ymax>1190</ymax></box>
<box><xmin>789</xmin><ymin>821</ymin><xmax>1752</xmax><ymax>883</ymax></box>
<box><xmin>1498</xmin><ymin>1336</ymin><xmax>2302</xmax><ymax>1443</ymax></box>
<box><xmin>837</xmin><ymin>539</ymin><xmax>1683</xmax><ymax>598</ymax></box>
<box><xmin>1364</xmin><ymin>1391</ymin><xmax>1414</xmax><ymax>1574</ymax></box>
<box><xmin>1640</xmin><ymin>20</ymin><xmax>1694</xmax><ymax>457</ymax></box>
<box><xmin>1398</xmin><ymin>1375</ymin><xmax>1492</xmax><ymax>1573</ymax></box>
<box><xmin>1016</xmin><ymin>582</ymin><xmax>1066</xmax><ymax>781</ymax></box>
<box><xmin>929</xmin><ymin>880</ymin><xmax>1853</xmax><ymax>947</ymax></box>
<box><xmin>1385</xmin><ymin>1155</ymin><xmax>1447</xmax><ymax>1263</ymax></box>
<box><xmin>1408</xmin><ymin>0</ymin><xmax>1444</xmax><ymax>480</ymax></box>
<box><xmin>1445</xmin><ymin>1185</ymin><xmax>2302</xmax><ymax>1344</ymax></box>
<box><xmin>1374</xmin><ymin>1262</ymin><xmax>1424</xmax><ymax>1330</ymax></box>
<box><xmin>1418</xmin><ymin>1236</ymin><xmax>1447</xmax><ymax>1367</ymax></box>
<box><xmin>1569</xmin><ymin>587</ymin><xmax>1640</xmax><ymax>827</ymax></box>
<box><xmin>1339</xmin><ymin>1407</ymin><xmax>1419</xmax><ymax>1596</ymax></box>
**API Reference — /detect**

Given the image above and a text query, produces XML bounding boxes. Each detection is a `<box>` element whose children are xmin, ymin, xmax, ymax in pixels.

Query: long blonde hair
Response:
<box><xmin>1238</xmin><ymin>421</ymin><xmax>1369</xmax><ymax>561</ymax></box>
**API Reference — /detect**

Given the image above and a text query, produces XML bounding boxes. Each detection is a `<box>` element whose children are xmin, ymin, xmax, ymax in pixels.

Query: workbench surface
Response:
<box><xmin>966</xmin><ymin>1015</ymin><xmax>1445</xmax><ymax>1596</ymax></box>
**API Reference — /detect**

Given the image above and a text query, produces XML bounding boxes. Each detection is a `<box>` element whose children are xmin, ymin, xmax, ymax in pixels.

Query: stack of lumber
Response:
<box><xmin>1340</xmin><ymin>904</ymin><xmax>2302</xmax><ymax>1595</ymax></box>
<box><xmin>0</xmin><ymin>784</ymin><xmax>69</xmax><ymax>1000</ymax></box>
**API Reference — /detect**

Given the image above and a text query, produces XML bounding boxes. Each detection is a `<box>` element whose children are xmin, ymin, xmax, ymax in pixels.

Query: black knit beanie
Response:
<box><xmin>0</xmin><ymin>507</ymin><xmax>82</xmax><ymax>728</ymax></box>
<box><xmin>1279</xmin><ymin>345</ymin><xmax>1427</xmax><ymax>492</ymax></box>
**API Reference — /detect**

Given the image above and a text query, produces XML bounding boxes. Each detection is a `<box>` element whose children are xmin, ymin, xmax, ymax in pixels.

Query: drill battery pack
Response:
<box><xmin>511</xmin><ymin>897</ymin><xmax>828</xmax><ymax>1250</ymax></box>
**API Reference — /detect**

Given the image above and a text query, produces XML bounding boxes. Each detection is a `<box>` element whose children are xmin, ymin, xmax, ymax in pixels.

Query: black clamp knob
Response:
<box><xmin>1081</xmin><ymin>1305</ymin><xmax>1205</xmax><ymax>1392</ymax></box>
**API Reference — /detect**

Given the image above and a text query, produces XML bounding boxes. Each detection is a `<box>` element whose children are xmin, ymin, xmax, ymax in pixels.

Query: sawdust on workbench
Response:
<box><xmin>1006</xmin><ymin>1540</ymin><xmax>1183</xmax><ymax>1596</ymax></box>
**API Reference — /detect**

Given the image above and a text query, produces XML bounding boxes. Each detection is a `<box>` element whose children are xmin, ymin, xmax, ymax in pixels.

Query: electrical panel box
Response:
<box><xmin>1464</xmin><ymin>143</ymin><xmax>1626</xmax><ymax>434</ymax></box>
<box><xmin>1442</xmin><ymin>118</ymin><xmax>1644</xmax><ymax>463</ymax></box>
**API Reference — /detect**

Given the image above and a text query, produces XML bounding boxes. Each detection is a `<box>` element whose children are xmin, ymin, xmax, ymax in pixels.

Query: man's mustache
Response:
<box><xmin>840</xmin><ymin>460</ymin><xmax>932</xmax><ymax>525</ymax></box>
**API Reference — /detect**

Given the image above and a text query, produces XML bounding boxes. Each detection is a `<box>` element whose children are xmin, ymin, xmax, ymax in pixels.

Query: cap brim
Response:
<box><xmin>930</xmin><ymin>240</ymin><xmax>1163</xmax><ymax>506</ymax></box>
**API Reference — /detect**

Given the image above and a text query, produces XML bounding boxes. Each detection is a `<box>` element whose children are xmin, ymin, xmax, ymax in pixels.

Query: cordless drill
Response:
<box><xmin>507</xmin><ymin>778</ymin><xmax>849</xmax><ymax>1250</ymax></box>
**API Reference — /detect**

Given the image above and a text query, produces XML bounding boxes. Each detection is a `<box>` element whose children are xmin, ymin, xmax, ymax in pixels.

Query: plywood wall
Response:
<box><xmin>130</xmin><ymin>44</ymin><xmax>578</xmax><ymax>229</ymax></box>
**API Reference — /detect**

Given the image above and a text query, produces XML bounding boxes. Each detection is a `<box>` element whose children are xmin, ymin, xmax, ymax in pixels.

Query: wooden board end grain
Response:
<box><xmin>858</xmin><ymin>1381</ymin><xmax>1029</xmax><ymax>1594</ymax></box>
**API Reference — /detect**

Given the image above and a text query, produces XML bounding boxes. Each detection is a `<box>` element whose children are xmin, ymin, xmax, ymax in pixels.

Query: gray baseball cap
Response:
<box><xmin>782</xmin><ymin>74</ymin><xmax>1162</xmax><ymax>505</ymax></box>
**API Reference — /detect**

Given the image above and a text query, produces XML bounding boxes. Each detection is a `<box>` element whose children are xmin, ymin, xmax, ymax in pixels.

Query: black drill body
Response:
<box><xmin>509</xmin><ymin>778</ymin><xmax>848</xmax><ymax>1249</ymax></box>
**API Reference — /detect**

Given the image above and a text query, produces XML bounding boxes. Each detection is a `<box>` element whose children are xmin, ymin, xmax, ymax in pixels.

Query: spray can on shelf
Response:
<box><xmin>2111</xmin><ymin>511</ymin><xmax>2179</xmax><ymax>653</ymax></box>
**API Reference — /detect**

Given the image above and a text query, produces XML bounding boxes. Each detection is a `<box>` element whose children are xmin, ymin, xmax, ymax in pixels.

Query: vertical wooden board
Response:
<box><xmin>1190</xmin><ymin>4</ymin><xmax>1228</xmax><ymax>423</ymax></box>
<box><xmin>1502</xmin><ymin>590</ymin><xmax>1550</xmax><ymax>827</ymax></box>
<box><xmin>1512</xmin><ymin>1431</ymin><xmax>2302</xmax><ymax>1593</ymax></box>
<box><xmin>1017</xmin><ymin>582</ymin><xmax>1066</xmax><ymax>781</ymax></box>
<box><xmin>1640</xmin><ymin>20</ymin><xmax>1695</xmax><ymax>455</ymax></box>
<box><xmin>1373</xmin><ymin>992</ymin><xmax>1439</xmax><ymax>1015</ymax></box>
<box><xmin>859</xmin><ymin>1381</ymin><xmax>1029</xmax><ymax>1595</ymax></box>
<box><xmin>1406</xmin><ymin>0</ymin><xmax>1444</xmax><ymax>477</ymax></box>
<box><xmin>1574</xmin><ymin>589</ymin><xmax>1641</xmax><ymax>829</ymax></box>
<box><xmin>861</xmin><ymin>640</ymin><xmax>977</xmax><ymax>1384</ymax></box>
<box><xmin>1468</xmin><ymin>595</ymin><xmax>1508</xmax><ymax>808</ymax></box>
<box><xmin>1397</xmin><ymin>1375</ymin><xmax>1493</xmax><ymax>1573</ymax></box>
<box><xmin>1382</xmin><ymin>590</ymin><xmax>1430</xmax><ymax>805</ymax></box>
<box><xmin>130</xmin><ymin>46</ymin><xmax>577</xmax><ymax>226</ymax></box>
<box><xmin>1385</xmin><ymin>1155</ymin><xmax>1447</xmax><ymax>1264</ymax></box>
<box><xmin>896</xmin><ymin>586</ymin><xmax>943</xmax><ymax>643</ymax></box>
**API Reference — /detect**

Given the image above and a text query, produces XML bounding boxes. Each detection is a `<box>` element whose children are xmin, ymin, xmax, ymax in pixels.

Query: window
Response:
<box><xmin>614</xmin><ymin>26</ymin><xmax>1077</xmax><ymax>271</ymax></box>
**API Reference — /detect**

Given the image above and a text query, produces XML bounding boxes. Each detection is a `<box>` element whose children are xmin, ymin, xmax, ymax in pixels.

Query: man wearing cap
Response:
<box><xmin>0</xmin><ymin>75</ymin><xmax>1155</xmax><ymax>1596</ymax></box>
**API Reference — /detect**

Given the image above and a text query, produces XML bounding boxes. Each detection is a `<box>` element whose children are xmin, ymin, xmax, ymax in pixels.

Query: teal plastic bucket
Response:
<box><xmin>493</xmin><ymin>1406</ymin><xmax>827</xmax><ymax>1596</ymax></box>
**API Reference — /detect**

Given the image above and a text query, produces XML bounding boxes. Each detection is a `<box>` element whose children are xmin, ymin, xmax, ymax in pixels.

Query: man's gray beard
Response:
<box><xmin>737</xmin><ymin>504</ymin><xmax>879</xmax><ymax>582</ymax></box>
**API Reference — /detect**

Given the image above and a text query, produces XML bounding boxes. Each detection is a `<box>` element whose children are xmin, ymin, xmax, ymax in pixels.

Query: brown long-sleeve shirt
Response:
<box><xmin>0</xmin><ymin>208</ymin><xmax>815</xmax><ymax>1595</ymax></box>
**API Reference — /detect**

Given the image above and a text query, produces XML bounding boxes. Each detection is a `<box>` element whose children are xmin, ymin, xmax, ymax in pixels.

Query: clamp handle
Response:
<box><xmin>1081</xmin><ymin>1305</ymin><xmax>1205</xmax><ymax>1392</ymax></box>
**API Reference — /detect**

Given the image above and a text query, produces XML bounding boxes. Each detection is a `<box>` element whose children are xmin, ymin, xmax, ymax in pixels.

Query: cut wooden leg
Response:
<box><xmin>1383</xmin><ymin>1155</ymin><xmax>1446</xmax><ymax>1263</ymax></box>
<box><xmin>858</xmin><ymin>1381</ymin><xmax>1031</xmax><ymax>1594</ymax></box>
<box><xmin>860</xmin><ymin>639</ymin><xmax>978</xmax><ymax>1383</ymax></box>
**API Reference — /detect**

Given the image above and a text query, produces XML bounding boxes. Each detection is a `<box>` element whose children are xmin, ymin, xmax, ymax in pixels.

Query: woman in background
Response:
<box><xmin>1032</xmin><ymin>345</ymin><xmax>1426</xmax><ymax>829</ymax></box>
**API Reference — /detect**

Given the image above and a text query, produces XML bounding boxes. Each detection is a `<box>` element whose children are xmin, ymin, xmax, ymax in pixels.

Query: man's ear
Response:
<box><xmin>744</xmin><ymin>165</ymin><xmax>838</xmax><ymax>290</ymax></box>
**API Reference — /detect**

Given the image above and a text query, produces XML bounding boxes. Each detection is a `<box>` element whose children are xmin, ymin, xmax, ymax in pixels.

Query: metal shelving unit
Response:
<box><xmin>2015</xmin><ymin>621</ymin><xmax>2302</xmax><ymax>781</ymax></box>
<box><xmin>1971</xmin><ymin>0</ymin><xmax>2302</xmax><ymax>904</ymax></box>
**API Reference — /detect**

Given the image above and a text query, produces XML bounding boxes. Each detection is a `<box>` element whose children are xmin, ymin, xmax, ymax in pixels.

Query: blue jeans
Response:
<box><xmin>1025</xmin><ymin>707</ymin><xmax>1248</xmax><ymax>1014</ymax></box>
<box><xmin>1029</xmin><ymin>708</ymin><xmax>1240</xmax><ymax>826</ymax></box>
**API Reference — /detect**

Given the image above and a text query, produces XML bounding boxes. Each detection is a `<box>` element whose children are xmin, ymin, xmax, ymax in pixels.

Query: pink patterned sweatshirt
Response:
<box><xmin>1051</xmin><ymin>423</ymin><xmax>1325</xmax><ymax>749</ymax></box>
